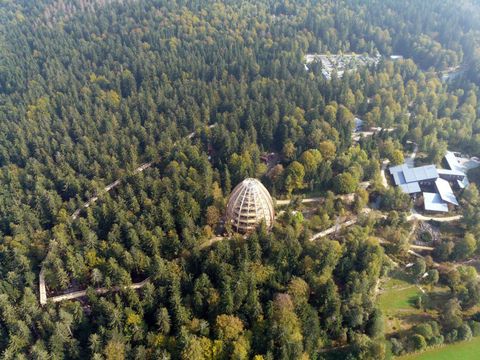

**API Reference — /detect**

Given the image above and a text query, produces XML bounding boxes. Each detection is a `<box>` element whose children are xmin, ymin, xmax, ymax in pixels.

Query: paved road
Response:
<box><xmin>43</xmin><ymin>206</ymin><xmax>455</xmax><ymax>304</ymax></box>
<box><xmin>407</xmin><ymin>211</ymin><xmax>462</xmax><ymax>222</ymax></box>
<box><xmin>352</xmin><ymin>127</ymin><xmax>394</xmax><ymax>142</ymax></box>
<box><xmin>410</xmin><ymin>244</ymin><xmax>434</xmax><ymax>251</ymax></box>
<box><xmin>380</xmin><ymin>160</ymin><xmax>390</xmax><ymax>188</ymax></box>
<box><xmin>39</xmin><ymin>132</ymin><xmax>459</xmax><ymax>305</ymax></box>
<box><xmin>276</xmin><ymin>184</ymin><xmax>369</xmax><ymax>206</ymax></box>
<box><xmin>309</xmin><ymin>208</ymin><xmax>378</xmax><ymax>241</ymax></box>
<box><xmin>309</xmin><ymin>208</ymin><xmax>460</xmax><ymax>242</ymax></box>
<box><xmin>405</xmin><ymin>142</ymin><xmax>418</xmax><ymax>168</ymax></box>
<box><xmin>199</xmin><ymin>236</ymin><xmax>224</xmax><ymax>249</ymax></box>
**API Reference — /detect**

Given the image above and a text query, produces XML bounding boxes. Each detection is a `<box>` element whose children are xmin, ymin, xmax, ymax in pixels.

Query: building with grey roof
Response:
<box><xmin>437</xmin><ymin>169</ymin><xmax>466</xmax><ymax>186</ymax></box>
<box><xmin>423</xmin><ymin>192</ymin><xmax>449</xmax><ymax>213</ymax></box>
<box><xmin>435</xmin><ymin>178</ymin><xmax>459</xmax><ymax>206</ymax></box>
<box><xmin>388</xmin><ymin>151</ymin><xmax>469</xmax><ymax>212</ymax></box>
<box><xmin>437</xmin><ymin>168</ymin><xmax>466</xmax><ymax>177</ymax></box>
<box><xmin>402</xmin><ymin>165</ymin><xmax>438</xmax><ymax>184</ymax></box>
<box><xmin>399</xmin><ymin>182</ymin><xmax>421</xmax><ymax>194</ymax></box>
<box><xmin>442</xmin><ymin>152</ymin><xmax>470</xmax><ymax>191</ymax></box>
<box><xmin>390</xmin><ymin>164</ymin><xmax>441</xmax><ymax>187</ymax></box>
<box><xmin>445</xmin><ymin>151</ymin><xmax>462</xmax><ymax>172</ymax></box>
<box><xmin>389</xmin><ymin>164</ymin><xmax>409</xmax><ymax>185</ymax></box>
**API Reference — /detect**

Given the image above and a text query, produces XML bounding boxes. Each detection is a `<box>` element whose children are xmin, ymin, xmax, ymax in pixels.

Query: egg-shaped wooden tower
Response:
<box><xmin>226</xmin><ymin>178</ymin><xmax>275</xmax><ymax>233</ymax></box>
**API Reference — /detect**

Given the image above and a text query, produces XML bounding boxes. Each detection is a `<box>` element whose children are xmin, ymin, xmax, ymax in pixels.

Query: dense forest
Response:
<box><xmin>1</xmin><ymin>0</ymin><xmax>480</xmax><ymax>359</ymax></box>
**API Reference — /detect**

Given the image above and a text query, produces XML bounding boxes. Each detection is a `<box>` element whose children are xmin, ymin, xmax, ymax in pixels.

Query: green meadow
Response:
<box><xmin>397</xmin><ymin>336</ymin><xmax>480</xmax><ymax>360</ymax></box>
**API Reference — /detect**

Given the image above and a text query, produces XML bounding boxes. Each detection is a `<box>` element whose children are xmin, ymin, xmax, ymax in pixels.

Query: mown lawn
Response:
<box><xmin>398</xmin><ymin>336</ymin><xmax>480</xmax><ymax>359</ymax></box>
<box><xmin>378</xmin><ymin>269</ymin><xmax>430</xmax><ymax>334</ymax></box>
<box><xmin>378</xmin><ymin>269</ymin><xmax>422</xmax><ymax>313</ymax></box>
<box><xmin>378</xmin><ymin>268</ymin><xmax>451</xmax><ymax>336</ymax></box>
<box><xmin>379</xmin><ymin>285</ymin><xmax>422</xmax><ymax>312</ymax></box>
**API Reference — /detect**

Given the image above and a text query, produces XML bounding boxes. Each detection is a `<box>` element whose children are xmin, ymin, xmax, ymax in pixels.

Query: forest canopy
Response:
<box><xmin>0</xmin><ymin>0</ymin><xmax>480</xmax><ymax>359</ymax></box>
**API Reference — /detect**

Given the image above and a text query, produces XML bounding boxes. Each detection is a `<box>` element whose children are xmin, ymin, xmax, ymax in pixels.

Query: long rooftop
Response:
<box><xmin>402</xmin><ymin>165</ymin><xmax>438</xmax><ymax>183</ymax></box>
<box><xmin>437</xmin><ymin>168</ymin><xmax>466</xmax><ymax>177</ymax></box>
<box><xmin>435</xmin><ymin>178</ymin><xmax>459</xmax><ymax>206</ymax></box>
<box><xmin>445</xmin><ymin>151</ymin><xmax>462</xmax><ymax>172</ymax></box>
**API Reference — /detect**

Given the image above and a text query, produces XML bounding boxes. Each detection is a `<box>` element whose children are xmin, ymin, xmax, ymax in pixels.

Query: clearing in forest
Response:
<box><xmin>397</xmin><ymin>335</ymin><xmax>480</xmax><ymax>360</ymax></box>
<box><xmin>378</xmin><ymin>269</ymin><xmax>449</xmax><ymax>335</ymax></box>
<box><xmin>378</xmin><ymin>271</ymin><xmax>424</xmax><ymax>334</ymax></box>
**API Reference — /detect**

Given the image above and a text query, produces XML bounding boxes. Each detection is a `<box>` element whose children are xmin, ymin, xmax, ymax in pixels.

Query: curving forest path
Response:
<box><xmin>276</xmin><ymin>197</ymin><xmax>323</xmax><ymax>206</ymax></box>
<box><xmin>71</xmin><ymin>125</ymin><xmax>217</xmax><ymax>220</ymax></box>
<box><xmin>39</xmin><ymin>124</ymin><xmax>217</xmax><ymax>305</ymax></box>
<box><xmin>309</xmin><ymin>208</ymin><xmax>461</xmax><ymax>242</ymax></box>
<box><xmin>310</xmin><ymin>219</ymin><xmax>358</xmax><ymax>241</ymax></box>
<box><xmin>407</xmin><ymin>211</ymin><xmax>462</xmax><ymax>222</ymax></box>
<box><xmin>41</xmin><ymin>201</ymin><xmax>461</xmax><ymax>304</ymax></box>
<box><xmin>40</xmin><ymin>139</ymin><xmax>462</xmax><ymax>305</ymax></box>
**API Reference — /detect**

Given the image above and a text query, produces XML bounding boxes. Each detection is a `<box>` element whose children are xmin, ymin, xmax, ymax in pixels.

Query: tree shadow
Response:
<box><xmin>424</xmin><ymin>289</ymin><xmax>451</xmax><ymax>309</ymax></box>
<box><xmin>407</xmin><ymin>294</ymin><xmax>421</xmax><ymax>307</ymax></box>
<box><xmin>396</xmin><ymin>312</ymin><xmax>435</xmax><ymax>325</ymax></box>
<box><xmin>389</xmin><ymin>268</ymin><xmax>415</xmax><ymax>285</ymax></box>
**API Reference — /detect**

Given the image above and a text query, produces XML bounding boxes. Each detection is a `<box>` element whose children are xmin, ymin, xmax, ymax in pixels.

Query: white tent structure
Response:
<box><xmin>226</xmin><ymin>178</ymin><xmax>275</xmax><ymax>233</ymax></box>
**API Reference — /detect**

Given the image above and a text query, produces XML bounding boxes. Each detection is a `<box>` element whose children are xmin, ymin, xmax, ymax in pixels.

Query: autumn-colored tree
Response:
<box><xmin>268</xmin><ymin>294</ymin><xmax>304</xmax><ymax>359</ymax></box>
<box><xmin>284</xmin><ymin>161</ymin><xmax>305</xmax><ymax>194</ymax></box>
<box><xmin>319</xmin><ymin>140</ymin><xmax>336</xmax><ymax>161</ymax></box>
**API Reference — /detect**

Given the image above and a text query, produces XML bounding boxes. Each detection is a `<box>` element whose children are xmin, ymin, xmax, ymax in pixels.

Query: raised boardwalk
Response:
<box><xmin>39</xmin><ymin>124</ymin><xmax>216</xmax><ymax>305</ymax></box>
<box><xmin>46</xmin><ymin>278</ymin><xmax>150</xmax><ymax>304</ymax></box>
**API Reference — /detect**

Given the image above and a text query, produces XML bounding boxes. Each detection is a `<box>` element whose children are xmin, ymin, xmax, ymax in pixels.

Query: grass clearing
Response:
<box><xmin>379</xmin><ymin>285</ymin><xmax>422</xmax><ymax>312</ymax></box>
<box><xmin>397</xmin><ymin>336</ymin><xmax>480</xmax><ymax>360</ymax></box>
<box><xmin>378</xmin><ymin>267</ymin><xmax>451</xmax><ymax>336</ymax></box>
<box><xmin>378</xmin><ymin>269</ymin><xmax>424</xmax><ymax>334</ymax></box>
<box><xmin>378</xmin><ymin>269</ymin><xmax>420</xmax><ymax>309</ymax></box>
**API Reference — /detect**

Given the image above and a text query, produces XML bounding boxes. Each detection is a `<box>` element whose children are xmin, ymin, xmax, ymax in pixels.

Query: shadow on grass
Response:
<box><xmin>407</xmin><ymin>294</ymin><xmax>421</xmax><ymax>307</ymax></box>
<box><xmin>404</xmin><ymin>288</ymin><xmax>450</xmax><ymax>310</ymax></box>
<box><xmin>389</xmin><ymin>268</ymin><xmax>415</xmax><ymax>285</ymax></box>
<box><xmin>424</xmin><ymin>289</ymin><xmax>451</xmax><ymax>309</ymax></box>
<box><xmin>397</xmin><ymin>312</ymin><xmax>435</xmax><ymax>325</ymax></box>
